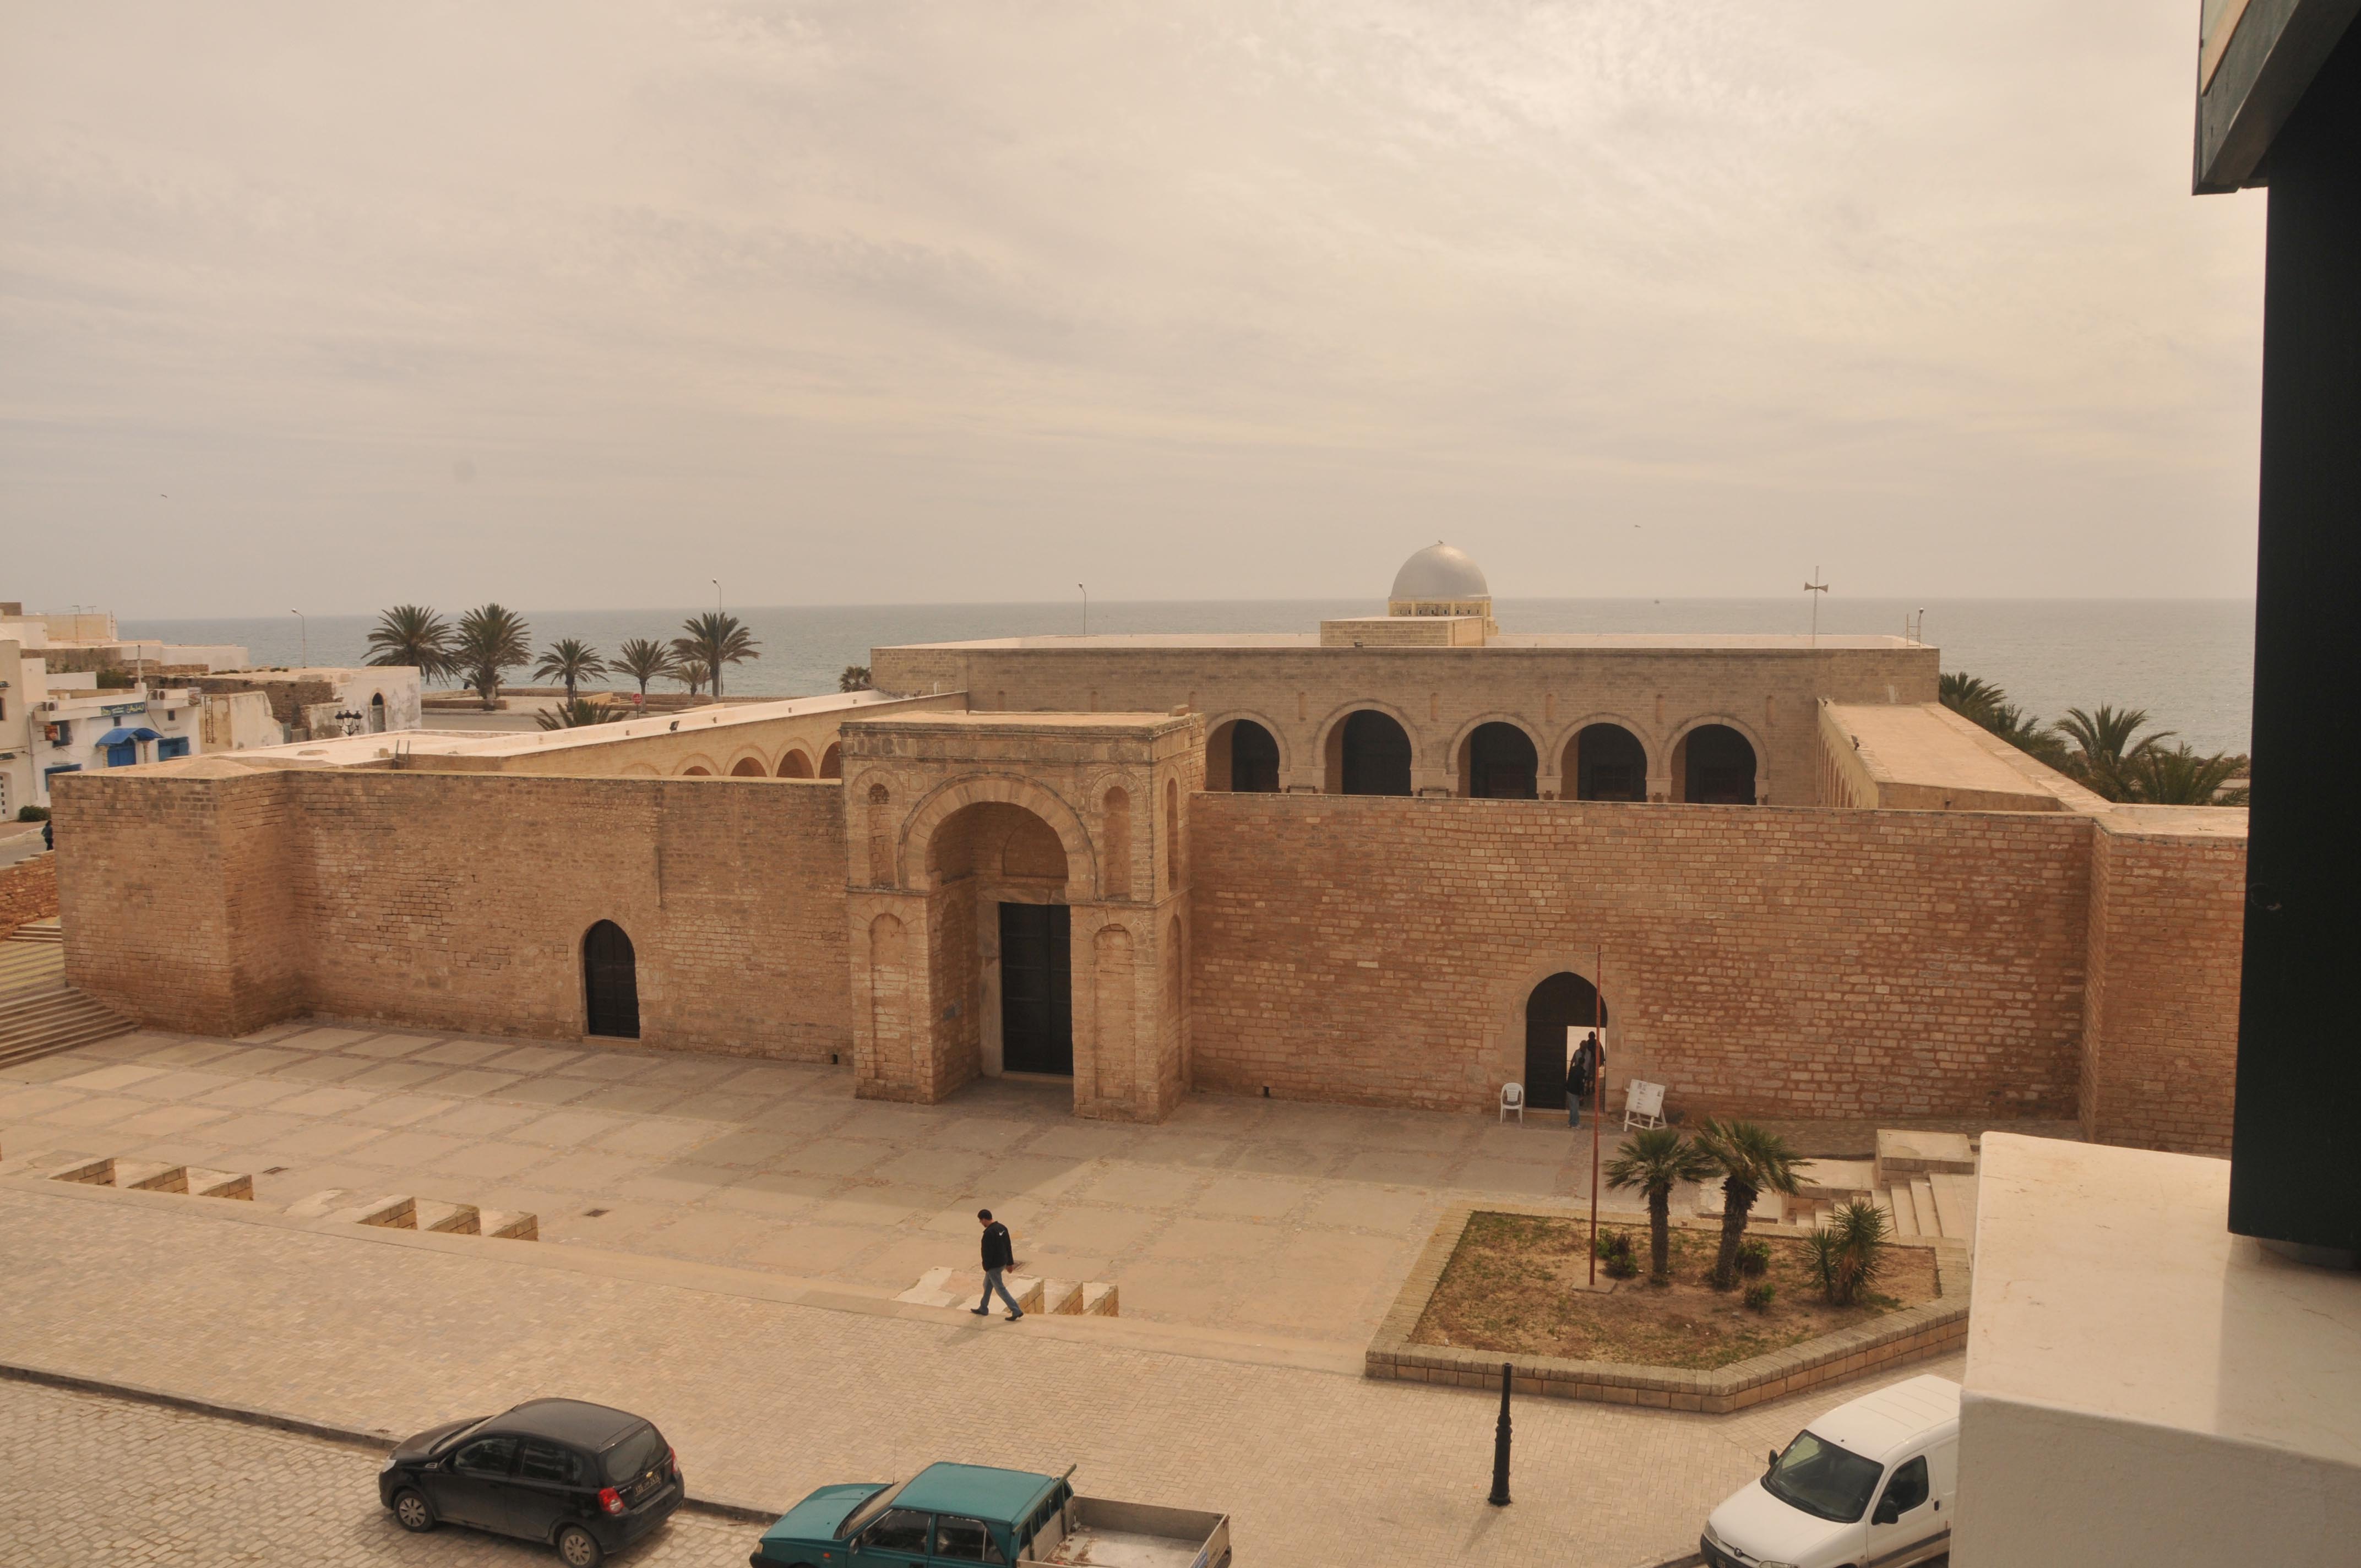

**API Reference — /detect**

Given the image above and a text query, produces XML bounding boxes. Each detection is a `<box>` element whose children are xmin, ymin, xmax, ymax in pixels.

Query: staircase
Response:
<box><xmin>1778</xmin><ymin>1134</ymin><xmax>1982</xmax><ymax>1245</ymax></box>
<box><xmin>0</xmin><ymin>922</ymin><xmax>134</xmax><ymax>1069</ymax></box>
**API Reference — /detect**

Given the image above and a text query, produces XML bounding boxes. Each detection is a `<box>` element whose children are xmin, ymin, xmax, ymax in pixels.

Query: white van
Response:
<box><xmin>1699</xmin><ymin>1374</ymin><xmax>1958</xmax><ymax>1568</ymax></box>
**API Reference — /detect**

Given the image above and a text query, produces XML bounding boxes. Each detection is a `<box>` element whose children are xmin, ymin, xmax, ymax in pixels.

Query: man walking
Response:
<box><xmin>1568</xmin><ymin>1030</ymin><xmax>1602</xmax><ymax>1129</ymax></box>
<box><xmin>971</xmin><ymin>1208</ymin><xmax>1025</xmax><ymax>1321</ymax></box>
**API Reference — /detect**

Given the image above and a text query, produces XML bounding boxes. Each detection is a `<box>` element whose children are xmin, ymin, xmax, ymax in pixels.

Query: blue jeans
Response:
<box><xmin>978</xmin><ymin>1267</ymin><xmax>1022</xmax><ymax>1314</ymax></box>
<box><xmin>1569</xmin><ymin>1090</ymin><xmax>1584</xmax><ymax>1128</ymax></box>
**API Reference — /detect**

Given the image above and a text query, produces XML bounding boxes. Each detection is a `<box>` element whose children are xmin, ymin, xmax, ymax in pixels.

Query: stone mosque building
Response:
<box><xmin>53</xmin><ymin>546</ymin><xmax>2248</xmax><ymax>1155</ymax></box>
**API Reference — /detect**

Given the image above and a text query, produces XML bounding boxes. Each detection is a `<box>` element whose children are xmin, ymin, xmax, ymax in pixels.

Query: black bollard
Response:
<box><xmin>1487</xmin><ymin>1360</ymin><xmax>1513</xmax><ymax>1506</ymax></box>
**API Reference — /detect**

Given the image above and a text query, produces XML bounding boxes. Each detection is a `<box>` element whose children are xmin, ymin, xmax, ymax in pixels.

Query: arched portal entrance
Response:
<box><xmin>777</xmin><ymin>749</ymin><xmax>814</xmax><ymax>778</ymax></box>
<box><xmin>1523</xmin><ymin>971</ymin><xmax>1608</xmax><ymax>1109</ymax></box>
<box><xmin>1209</xmin><ymin>718</ymin><xmax>1281</xmax><ymax>792</ymax></box>
<box><xmin>1681</xmin><ymin>724</ymin><xmax>1758</xmax><ymax>804</ymax></box>
<box><xmin>583</xmin><ymin>920</ymin><xmax>640</xmax><ymax>1039</ymax></box>
<box><xmin>1571</xmin><ymin>723</ymin><xmax>1647</xmax><ymax>801</ymax></box>
<box><xmin>1463</xmin><ymin>722</ymin><xmax>1538</xmax><ymax>798</ymax></box>
<box><xmin>928</xmin><ymin>801</ymin><xmax>1073</xmax><ymax>1077</ymax></box>
<box><xmin>1329</xmin><ymin>710</ymin><xmax>1412</xmax><ymax>796</ymax></box>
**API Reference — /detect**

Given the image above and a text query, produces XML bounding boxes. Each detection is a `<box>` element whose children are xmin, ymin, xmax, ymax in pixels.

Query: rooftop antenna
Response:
<box><xmin>1803</xmin><ymin>569</ymin><xmax>1828</xmax><ymax>650</ymax></box>
<box><xmin>1078</xmin><ymin>583</ymin><xmax>1088</xmax><ymax>637</ymax></box>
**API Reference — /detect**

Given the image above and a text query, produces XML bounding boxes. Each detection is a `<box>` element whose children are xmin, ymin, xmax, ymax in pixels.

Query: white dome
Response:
<box><xmin>1390</xmin><ymin>542</ymin><xmax>1490</xmax><ymax>601</ymax></box>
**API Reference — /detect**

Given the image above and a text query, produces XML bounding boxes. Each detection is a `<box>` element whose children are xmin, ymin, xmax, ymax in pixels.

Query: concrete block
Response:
<box><xmin>1041</xmin><ymin>1279</ymin><xmax>1084</xmax><ymax>1314</ymax></box>
<box><xmin>50</xmin><ymin>1157</ymin><xmax>121</xmax><ymax>1185</ymax></box>
<box><xmin>117</xmin><ymin>1162</ymin><xmax>189</xmax><ymax>1193</ymax></box>
<box><xmin>183</xmin><ymin>1168</ymin><xmax>253</xmax><ymax>1200</ymax></box>
<box><xmin>414</xmin><ymin>1200</ymin><xmax>480</xmax><ymax>1234</ymax></box>
<box><xmin>339</xmin><ymin>1195</ymin><xmax>417</xmax><ymax>1228</ymax></box>
<box><xmin>1081</xmin><ymin>1281</ymin><xmax>1119</xmax><ymax>1316</ymax></box>
<box><xmin>479</xmin><ymin>1209</ymin><xmax>538</xmax><ymax>1240</ymax></box>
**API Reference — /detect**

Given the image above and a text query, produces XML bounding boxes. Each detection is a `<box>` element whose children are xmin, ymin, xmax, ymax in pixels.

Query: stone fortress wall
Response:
<box><xmin>48</xmin><ymin>546</ymin><xmax>2249</xmax><ymax>1154</ymax></box>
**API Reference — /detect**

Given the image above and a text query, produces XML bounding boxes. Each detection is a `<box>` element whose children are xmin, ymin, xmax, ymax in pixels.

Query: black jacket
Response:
<box><xmin>981</xmin><ymin>1221</ymin><xmax>1014</xmax><ymax>1271</ymax></box>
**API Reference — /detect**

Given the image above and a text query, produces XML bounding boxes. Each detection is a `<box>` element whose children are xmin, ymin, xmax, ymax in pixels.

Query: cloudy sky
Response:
<box><xmin>2</xmin><ymin>2</ymin><xmax>2264</xmax><ymax>616</ymax></box>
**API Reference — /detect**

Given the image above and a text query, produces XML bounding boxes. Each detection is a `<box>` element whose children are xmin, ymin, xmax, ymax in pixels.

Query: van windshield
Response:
<box><xmin>837</xmin><ymin>1481</ymin><xmax>907</xmax><ymax>1539</ymax></box>
<box><xmin>1762</xmin><ymin>1430</ymin><xmax>1885</xmax><ymax>1523</ymax></box>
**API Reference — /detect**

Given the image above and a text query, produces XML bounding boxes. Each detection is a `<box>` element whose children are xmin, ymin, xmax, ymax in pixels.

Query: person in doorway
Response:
<box><xmin>972</xmin><ymin>1208</ymin><xmax>1025</xmax><ymax>1321</ymax></box>
<box><xmin>1568</xmin><ymin>1030</ymin><xmax>1602</xmax><ymax>1129</ymax></box>
<box><xmin>42</xmin><ymin>817</ymin><xmax>53</xmax><ymax>852</ymax></box>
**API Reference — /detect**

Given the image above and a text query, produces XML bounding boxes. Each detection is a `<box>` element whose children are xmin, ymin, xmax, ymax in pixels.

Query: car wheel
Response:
<box><xmin>555</xmin><ymin>1524</ymin><xmax>605</xmax><ymax>1567</ymax></box>
<box><xmin>391</xmin><ymin>1489</ymin><xmax>434</xmax><ymax>1532</ymax></box>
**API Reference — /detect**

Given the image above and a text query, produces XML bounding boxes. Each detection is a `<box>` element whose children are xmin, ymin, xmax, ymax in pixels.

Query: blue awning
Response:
<box><xmin>96</xmin><ymin>726</ymin><xmax>162</xmax><ymax>745</ymax></box>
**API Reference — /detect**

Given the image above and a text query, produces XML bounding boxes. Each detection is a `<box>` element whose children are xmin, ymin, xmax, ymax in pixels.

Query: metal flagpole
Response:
<box><xmin>1588</xmin><ymin>943</ymin><xmax>1603</xmax><ymax>1287</ymax></box>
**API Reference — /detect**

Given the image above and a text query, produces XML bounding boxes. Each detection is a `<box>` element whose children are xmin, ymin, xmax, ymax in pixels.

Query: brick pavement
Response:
<box><xmin>0</xmin><ymin>1376</ymin><xmax>759</xmax><ymax>1566</ymax></box>
<box><xmin>0</xmin><ymin>1179</ymin><xmax>1962</xmax><ymax>1568</ymax></box>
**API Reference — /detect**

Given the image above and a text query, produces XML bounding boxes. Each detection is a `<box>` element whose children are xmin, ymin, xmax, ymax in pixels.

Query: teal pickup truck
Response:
<box><xmin>749</xmin><ymin>1461</ymin><xmax>1232</xmax><ymax>1568</ymax></box>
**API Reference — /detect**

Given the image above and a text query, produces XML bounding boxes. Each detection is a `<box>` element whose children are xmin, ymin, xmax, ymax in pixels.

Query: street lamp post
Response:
<box><xmin>1078</xmin><ymin>584</ymin><xmax>1089</xmax><ymax>637</ymax></box>
<box><xmin>290</xmin><ymin>609</ymin><xmax>307</xmax><ymax>667</ymax></box>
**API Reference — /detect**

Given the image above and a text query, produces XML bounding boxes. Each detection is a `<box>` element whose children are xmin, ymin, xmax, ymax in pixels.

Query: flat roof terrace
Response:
<box><xmin>880</xmin><ymin>631</ymin><xmax>1919</xmax><ymax>651</ymax></box>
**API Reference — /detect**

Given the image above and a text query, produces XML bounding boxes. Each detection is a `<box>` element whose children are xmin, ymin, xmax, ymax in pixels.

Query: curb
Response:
<box><xmin>0</xmin><ymin>1358</ymin><xmax>782</xmax><ymax>1526</ymax></box>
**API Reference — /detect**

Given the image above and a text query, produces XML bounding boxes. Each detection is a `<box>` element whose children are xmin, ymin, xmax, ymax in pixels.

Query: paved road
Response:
<box><xmin>0</xmin><ymin>1376</ymin><xmax>760</xmax><ymax>1567</ymax></box>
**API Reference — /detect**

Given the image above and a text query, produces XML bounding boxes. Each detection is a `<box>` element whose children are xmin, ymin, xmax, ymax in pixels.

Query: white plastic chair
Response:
<box><xmin>1622</xmin><ymin>1079</ymin><xmax>1667</xmax><ymax>1131</ymax></box>
<box><xmin>1499</xmin><ymin>1082</ymin><xmax>1525</xmax><ymax>1124</ymax></box>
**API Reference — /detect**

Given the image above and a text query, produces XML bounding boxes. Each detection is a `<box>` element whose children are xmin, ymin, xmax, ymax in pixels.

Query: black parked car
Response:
<box><xmin>379</xmin><ymin>1397</ymin><xmax>683</xmax><ymax>1566</ymax></box>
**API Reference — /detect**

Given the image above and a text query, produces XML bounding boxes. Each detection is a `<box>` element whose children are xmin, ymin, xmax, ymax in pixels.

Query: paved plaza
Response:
<box><xmin>0</xmin><ymin>1021</ymin><xmax>1674</xmax><ymax>1344</ymax></box>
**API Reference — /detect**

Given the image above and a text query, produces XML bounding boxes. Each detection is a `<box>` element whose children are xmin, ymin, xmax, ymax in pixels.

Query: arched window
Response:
<box><xmin>730</xmin><ymin>757</ymin><xmax>765</xmax><ymax>777</ymax></box>
<box><xmin>776</xmin><ymin>750</ymin><xmax>814</xmax><ymax>778</ymax></box>
<box><xmin>1331</xmin><ymin>710</ymin><xmax>1412</xmax><ymax>796</ymax></box>
<box><xmin>368</xmin><ymin>692</ymin><xmax>387</xmax><ymax>733</ymax></box>
<box><xmin>681</xmin><ymin>765</ymin><xmax>712</xmax><ymax>776</ymax></box>
<box><xmin>1682</xmin><ymin>725</ymin><xmax>1758</xmax><ymax>804</ymax></box>
<box><xmin>1464</xmin><ymin>722</ymin><xmax>1538</xmax><ymax>798</ymax></box>
<box><xmin>583</xmin><ymin>921</ymin><xmax>640</xmax><ymax>1039</ymax></box>
<box><xmin>1572</xmin><ymin>723</ymin><xmax>1647</xmax><ymax>801</ymax></box>
<box><xmin>818</xmin><ymin>742</ymin><xmax>842</xmax><ymax>779</ymax></box>
<box><xmin>1211</xmin><ymin>719</ymin><xmax>1281</xmax><ymax>792</ymax></box>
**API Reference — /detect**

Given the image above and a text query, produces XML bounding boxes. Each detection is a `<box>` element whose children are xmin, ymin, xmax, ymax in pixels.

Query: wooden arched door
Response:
<box><xmin>583</xmin><ymin>920</ymin><xmax>640</xmax><ymax>1039</ymax></box>
<box><xmin>1523</xmin><ymin>971</ymin><xmax>1608</xmax><ymax>1109</ymax></box>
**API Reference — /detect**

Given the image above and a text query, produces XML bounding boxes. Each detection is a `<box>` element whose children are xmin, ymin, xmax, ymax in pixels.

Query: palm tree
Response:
<box><xmin>614</xmin><ymin>638</ymin><xmax>676</xmax><ymax>707</ymax></box>
<box><xmin>839</xmin><ymin>664</ymin><xmax>872</xmax><ymax>693</ymax></box>
<box><xmin>673</xmin><ymin>611</ymin><xmax>759</xmax><ymax>699</ymax></box>
<box><xmin>1604</xmin><ymin>1128</ymin><xmax>1721</xmax><ymax>1280</ymax></box>
<box><xmin>674</xmin><ymin>656</ymin><xmax>710</xmax><ymax>698</ymax></box>
<box><xmin>1807</xmin><ymin>1199</ymin><xmax>1891</xmax><ymax>1306</ymax></box>
<box><xmin>2132</xmin><ymin>742</ymin><xmax>2245</xmax><ymax>805</ymax></box>
<box><xmin>2055</xmin><ymin>705</ymin><xmax>2172</xmax><ymax>802</ymax></box>
<box><xmin>532</xmin><ymin>638</ymin><xmax>608</xmax><ymax>704</ymax></box>
<box><xmin>366</xmin><ymin>605</ymin><xmax>454</xmax><ymax>683</ymax></box>
<box><xmin>1694</xmin><ymin>1119</ymin><xmax>1805</xmax><ymax>1289</ymax></box>
<box><xmin>452</xmin><ymin>603</ymin><xmax>531</xmax><ymax>711</ymax></box>
<box><xmin>1938</xmin><ymin>672</ymin><xmax>2005</xmax><ymax>727</ymax></box>
<box><xmin>535</xmin><ymin>697</ymin><xmax>627</xmax><ymax>731</ymax></box>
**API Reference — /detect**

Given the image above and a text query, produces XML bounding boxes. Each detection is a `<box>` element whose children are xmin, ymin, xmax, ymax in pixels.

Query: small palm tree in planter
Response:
<box><xmin>672</xmin><ymin>611</ymin><xmax>760</xmax><ymax>699</ymax></box>
<box><xmin>613</xmin><ymin>638</ymin><xmax>676</xmax><ymax>707</ymax></box>
<box><xmin>1604</xmin><ymin>1127</ymin><xmax>1720</xmax><ymax>1281</ymax></box>
<box><xmin>532</xmin><ymin>638</ymin><xmax>608</xmax><ymax>704</ymax></box>
<box><xmin>1694</xmin><ymin>1118</ymin><xmax>1805</xmax><ymax>1289</ymax></box>
<box><xmin>452</xmin><ymin>603</ymin><xmax>531</xmax><ymax>710</ymax></box>
<box><xmin>1807</xmin><ymin>1200</ymin><xmax>1891</xmax><ymax>1306</ymax></box>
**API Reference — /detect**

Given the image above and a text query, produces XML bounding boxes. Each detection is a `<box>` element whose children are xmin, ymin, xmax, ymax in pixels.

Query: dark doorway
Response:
<box><xmin>1339</xmin><ymin>710</ymin><xmax>1413</xmax><ymax>796</ymax></box>
<box><xmin>1523</xmin><ymin>971</ymin><xmax>1609</xmax><ymax>1110</ymax></box>
<box><xmin>1466</xmin><ymin>722</ymin><xmax>1538</xmax><ymax>798</ymax></box>
<box><xmin>583</xmin><ymin>920</ymin><xmax>640</xmax><ymax>1039</ymax></box>
<box><xmin>1230</xmin><ymin>720</ymin><xmax>1281</xmax><ymax>792</ymax></box>
<box><xmin>1575</xmin><ymin>723</ymin><xmax>1647</xmax><ymax>801</ymax></box>
<box><xmin>999</xmin><ymin>902</ymin><xmax>1073</xmax><ymax>1074</ymax></box>
<box><xmin>1684</xmin><ymin>725</ymin><xmax>1758</xmax><ymax>804</ymax></box>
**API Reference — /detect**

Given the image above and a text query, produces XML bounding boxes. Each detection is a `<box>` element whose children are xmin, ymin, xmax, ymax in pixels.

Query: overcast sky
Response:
<box><xmin>2</xmin><ymin>2</ymin><xmax>2265</xmax><ymax>617</ymax></box>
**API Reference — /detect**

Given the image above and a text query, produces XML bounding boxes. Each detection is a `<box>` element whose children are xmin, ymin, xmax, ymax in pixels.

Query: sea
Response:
<box><xmin>122</xmin><ymin>598</ymin><xmax>2256</xmax><ymax>758</ymax></box>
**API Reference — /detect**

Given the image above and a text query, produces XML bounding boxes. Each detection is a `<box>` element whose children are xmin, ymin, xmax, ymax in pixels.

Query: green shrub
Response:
<box><xmin>95</xmin><ymin>667</ymin><xmax>136</xmax><ymax>690</ymax></box>
<box><xmin>1743</xmin><ymin>1281</ymin><xmax>1776</xmax><ymax>1313</ymax></box>
<box><xmin>1593</xmin><ymin>1228</ymin><xmax>1639</xmax><ymax>1279</ymax></box>
<box><xmin>17</xmin><ymin>805</ymin><xmax>50</xmax><ymax>822</ymax></box>
<box><xmin>1808</xmin><ymin>1200</ymin><xmax>1891</xmax><ymax>1306</ymax></box>
<box><xmin>1737</xmin><ymin>1238</ymin><xmax>1771</xmax><ymax>1278</ymax></box>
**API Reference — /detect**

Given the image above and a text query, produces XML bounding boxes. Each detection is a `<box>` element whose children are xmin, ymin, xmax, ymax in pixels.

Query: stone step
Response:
<box><xmin>7</xmin><ymin>917</ymin><xmax>63</xmax><ymax>943</ymax></box>
<box><xmin>1081</xmin><ymin>1282</ymin><xmax>1120</xmax><ymax>1317</ymax></box>
<box><xmin>897</xmin><ymin>1268</ymin><xmax>1118</xmax><ymax>1317</ymax></box>
<box><xmin>1886</xmin><ymin>1183</ymin><xmax>1922</xmax><ymax>1238</ymax></box>
<box><xmin>295</xmin><ymin>1189</ymin><xmax>532</xmax><ymax>1239</ymax></box>
<box><xmin>1040</xmin><ymin>1279</ymin><xmax>1084</xmax><ymax>1315</ymax></box>
<box><xmin>1928</xmin><ymin>1171</ymin><xmax>1979</xmax><ymax>1243</ymax></box>
<box><xmin>1910</xmin><ymin>1176</ymin><xmax>1939</xmax><ymax>1237</ymax></box>
<box><xmin>47</xmin><ymin>1157</ymin><xmax>253</xmax><ymax>1201</ymax></box>
<box><xmin>478</xmin><ymin>1210</ymin><xmax>538</xmax><ymax>1241</ymax></box>
<box><xmin>0</xmin><ymin>982</ymin><xmax>134</xmax><ymax>1068</ymax></box>
<box><xmin>1874</xmin><ymin>1128</ymin><xmax>1977</xmax><ymax>1187</ymax></box>
<box><xmin>414</xmin><ymin>1200</ymin><xmax>482</xmax><ymax>1235</ymax></box>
